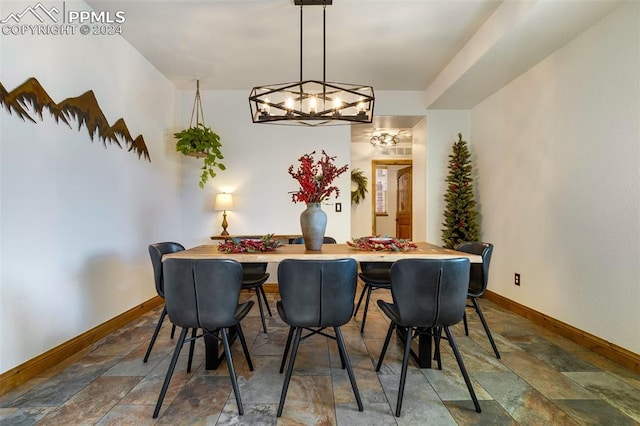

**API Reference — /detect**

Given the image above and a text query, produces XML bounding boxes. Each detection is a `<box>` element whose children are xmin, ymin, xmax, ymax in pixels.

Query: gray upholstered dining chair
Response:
<box><xmin>353</xmin><ymin>261</ymin><xmax>393</xmax><ymax>333</ymax></box>
<box><xmin>241</xmin><ymin>262</ymin><xmax>271</xmax><ymax>333</ymax></box>
<box><xmin>375</xmin><ymin>258</ymin><xmax>481</xmax><ymax>417</ymax></box>
<box><xmin>153</xmin><ymin>258</ymin><xmax>254</xmax><ymax>418</ymax></box>
<box><xmin>455</xmin><ymin>242</ymin><xmax>500</xmax><ymax>358</ymax></box>
<box><xmin>144</xmin><ymin>242</ymin><xmax>185</xmax><ymax>363</ymax></box>
<box><xmin>276</xmin><ymin>258</ymin><xmax>363</xmax><ymax>417</ymax></box>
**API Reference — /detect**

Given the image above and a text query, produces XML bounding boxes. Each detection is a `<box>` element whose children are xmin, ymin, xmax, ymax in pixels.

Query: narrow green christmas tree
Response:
<box><xmin>441</xmin><ymin>133</ymin><xmax>480</xmax><ymax>248</ymax></box>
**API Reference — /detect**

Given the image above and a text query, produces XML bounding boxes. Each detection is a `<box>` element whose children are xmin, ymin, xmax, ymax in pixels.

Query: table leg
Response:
<box><xmin>395</xmin><ymin>327</ymin><xmax>433</xmax><ymax>369</ymax></box>
<box><xmin>204</xmin><ymin>327</ymin><xmax>238</xmax><ymax>370</ymax></box>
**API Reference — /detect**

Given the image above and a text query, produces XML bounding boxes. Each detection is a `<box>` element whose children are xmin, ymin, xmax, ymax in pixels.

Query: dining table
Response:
<box><xmin>163</xmin><ymin>242</ymin><xmax>482</xmax><ymax>370</ymax></box>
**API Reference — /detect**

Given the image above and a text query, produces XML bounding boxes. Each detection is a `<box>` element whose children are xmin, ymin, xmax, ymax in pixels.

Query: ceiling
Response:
<box><xmin>87</xmin><ymin>0</ymin><xmax>624</xmax><ymax>129</ymax></box>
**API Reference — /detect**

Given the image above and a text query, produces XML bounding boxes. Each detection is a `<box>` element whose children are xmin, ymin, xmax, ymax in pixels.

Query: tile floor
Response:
<box><xmin>1</xmin><ymin>288</ymin><xmax>639</xmax><ymax>425</ymax></box>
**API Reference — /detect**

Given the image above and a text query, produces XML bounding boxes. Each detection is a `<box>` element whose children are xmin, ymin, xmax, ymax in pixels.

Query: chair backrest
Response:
<box><xmin>148</xmin><ymin>242</ymin><xmax>185</xmax><ymax>298</ymax></box>
<box><xmin>390</xmin><ymin>258</ymin><xmax>470</xmax><ymax>328</ymax></box>
<box><xmin>241</xmin><ymin>262</ymin><xmax>268</xmax><ymax>276</ymax></box>
<box><xmin>359</xmin><ymin>261</ymin><xmax>393</xmax><ymax>279</ymax></box>
<box><xmin>278</xmin><ymin>258</ymin><xmax>357</xmax><ymax>327</ymax></box>
<box><xmin>290</xmin><ymin>236</ymin><xmax>337</xmax><ymax>244</ymax></box>
<box><xmin>163</xmin><ymin>258</ymin><xmax>243</xmax><ymax>330</ymax></box>
<box><xmin>455</xmin><ymin>242</ymin><xmax>493</xmax><ymax>296</ymax></box>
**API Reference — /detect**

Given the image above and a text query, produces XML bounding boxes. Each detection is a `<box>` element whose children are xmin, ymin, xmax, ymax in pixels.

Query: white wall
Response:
<box><xmin>177</xmin><ymin>91</ymin><xmax>352</xmax><ymax>247</ymax></box>
<box><xmin>411</xmin><ymin>118</ymin><xmax>427</xmax><ymax>241</ymax></box>
<box><xmin>0</xmin><ymin>2</ymin><xmax>180</xmax><ymax>372</ymax></box>
<box><xmin>471</xmin><ymin>1</ymin><xmax>640</xmax><ymax>353</ymax></box>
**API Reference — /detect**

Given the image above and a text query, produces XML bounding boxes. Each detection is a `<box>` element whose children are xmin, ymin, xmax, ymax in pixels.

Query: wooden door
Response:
<box><xmin>396</xmin><ymin>166</ymin><xmax>412</xmax><ymax>239</ymax></box>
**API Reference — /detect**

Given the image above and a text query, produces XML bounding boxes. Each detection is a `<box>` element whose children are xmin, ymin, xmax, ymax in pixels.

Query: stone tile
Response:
<box><xmin>0</xmin><ymin>407</ymin><xmax>55</xmax><ymax>425</ymax></box>
<box><xmin>90</xmin><ymin>323</ymin><xmax>153</xmax><ymax>356</ymax></box>
<box><xmin>437</xmin><ymin>333</ymin><xmax>512</xmax><ymax>373</ymax></box>
<box><xmin>36</xmin><ymin>376</ymin><xmax>141</xmax><ymax>425</ymax></box>
<box><xmin>5</xmin><ymin>288</ymin><xmax>640</xmax><ymax>425</ymax></box>
<box><xmin>250</xmin><ymin>325</ymin><xmax>294</xmax><ymax>356</ymax></box>
<box><xmin>118</xmin><ymin>353</ymin><xmax>204</xmax><ymax>416</ymax></box>
<box><xmin>572</xmin><ymin>351</ymin><xmax>640</xmax><ymax>390</ymax></box>
<box><xmin>276</xmin><ymin>376</ymin><xmax>336</xmax><ymax>424</ymax></box>
<box><xmin>473</xmin><ymin>372</ymin><xmax>580</xmax><ymax>425</ymax></box>
<box><xmin>444</xmin><ymin>400</ymin><xmax>516</xmax><ymax>425</ymax></box>
<box><xmin>563</xmin><ymin>371</ymin><xmax>640</xmax><ymax>422</ymax></box>
<box><xmin>102</xmin><ymin>339</ymin><xmax>172</xmax><ymax>377</ymax></box>
<box><xmin>95</xmin><ymin>405</ymin><xmax>157</xmax><ymax>425</ymax></box>
<box><xmin>498</xmin><ymin>350</ymin><xmax>597</xmax><ymax>399</ymax></box>
<box><xmin>378</xmin><ymin>372</ymin><xmax>457</xmax><ymax>425</ymax></box>
<box><xmin>553</xmin><ymin>399</ymin><xmax>638</xmax><ymax>425</ymax></box>
<box><xmin>331</xmin><ymin>356</ymin><xmax>387</xmax><ymax>405</ymax></box>
<box><xmin>363</xmin><ymin>336</ymin><xmax>422</xmax><ymax>377</ymax></box>
<box><xmin>155</xmin><ymin>376</ymin><xmax>231</xmax><ymax>424</ymax></box>
<box><xmin>235</xmin><ymin>356</ymin><xmax>286</xmax><ymax>404</ymax></box>
<box><xmin>509</xmin><ymin>335</ymin><xmax>601</xmax><ymax>372</ymax></box>
<box><xmin>216</xmin><ymin>402</ymin><xmax>277</xmax><ymax>425</ymax></box>
<box><xmin>0</xmin><ymin>377</ymin><xmax>47</xmax><ymax>407</ymax></box>
<box><xmin>7</xmin><ymin>355</ymin><xmax>120</xmax><ymax>407</ymax></box>
<box><xmin>335</xmin><ymin>401</ymin><xmax>397</xmax><ymax>425</ymax></box>
<box><xmin>421</xmin><ymin>352</ymin><xmax>493</xmax><ymax>401</ymax></box>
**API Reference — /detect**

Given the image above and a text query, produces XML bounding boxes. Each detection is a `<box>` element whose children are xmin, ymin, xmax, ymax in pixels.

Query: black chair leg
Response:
<box><xmin>170</xmin><ymin>324</ymin><xmax>176</xmax><ymax>339</ymax></box>
<box><xmin>463</xmin><ymin>311</ymin><xmax>469</xmax><ymax>336</ymax></box>
<box><xmin>277</xmin><ymin>327</ymin><xmax>302</xmax><ymax>417</ymax></box>
<box><xmin>236</xmin><ymin>323</ymin><xmax>254</xmax><ymax>371</ymax></box>
<box><xmin>335</xmin><ymin>327</ymin><xmax>363</xmax><ymax>411</ymax></box>
<box><xmin>444</xmin><ymin>327</ymin><xmax>481</xmax><ymax>413</ymax></box>
<box><xmin>255</xmin><ymin>288</ymin><xmax>268</xmax><ymax>333</ymax></box>
<box><xmin>375</xmin><ymin>322</ymin><xmax>395</xmax><ymax>371</ymax></box>
<box><xmin>279</xmin><ymin>327</ymin><xmax>294</xmax><ymax>374</ymax></box>
<box><xmin>353</xmin><ymin>284</ymin><xmax>367</xmax><ymax>316</ymax></box>
<box><xmin>187</xmin><ymin>328</ymin><xmax>197</xmax><ymax>373</ymax></box>
<box><xmin>144</xmin><ymin>306</ymin><xmax>168</xmax><ymax>363</ymax></box>
<box><xmin>221</xmin><ymin>328</ymin><xmax>244</xmax><ymax>415</ymax></box>
<box><xmin>153</xmin><ymin>327</ymin><xmax>187</xmax><ymax>418</ymax></box>
<box><xmin>472</xmin><ymin>298</ymin><xmax>500</xmax><ymax>359</ymax></box>
<box><xmin>433</xmin><ymin>327</ymin><xmax>443</xmax><ymax>370</ymax></box>
<box><xmin>259</xmin><ymin>285</ymin><xmax>272</xmax><ymax>316</ymax></box>
<box><xmin>395</xmin><ymin>326</ymin><xmax>413</xmax><ymax>417</ymax></box>
<box><xmin>360</xmin><ymin>286</ymin><xmax>373</xmax><ymax>333</ymax></box>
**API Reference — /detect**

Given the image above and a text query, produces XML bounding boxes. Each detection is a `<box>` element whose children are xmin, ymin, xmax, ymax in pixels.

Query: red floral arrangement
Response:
<box><xmin>347</xmin><ymin>236</ymin><xmax>418</xmax><ymax>252</ymax></box>
<box><xmin>288</xmin><ymin>150</ymin><xmax>348</xmax><ymax>203</ymax></box>
<box><xmin>218</xmin><ymin>234</ymin><xmax>282</xmax><ymax>253</ymax></box>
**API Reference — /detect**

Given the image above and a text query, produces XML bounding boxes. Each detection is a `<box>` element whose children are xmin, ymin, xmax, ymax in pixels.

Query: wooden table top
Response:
<box><xmin>164</xmin><ymin>242</ymin><xmax>482</xmax><ymax>263</ymax></box>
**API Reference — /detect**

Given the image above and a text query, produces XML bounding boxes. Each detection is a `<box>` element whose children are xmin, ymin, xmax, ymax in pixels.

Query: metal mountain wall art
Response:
<box><xmin>0</xmin><ymin>77</ymin><xmax>150</xmax><ymax>161</ymax></box>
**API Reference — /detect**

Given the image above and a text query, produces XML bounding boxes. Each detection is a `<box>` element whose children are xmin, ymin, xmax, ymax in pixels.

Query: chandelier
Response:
<box><xmin>249</xmin><ymin>0</ymin><xmax>374</xmax><ymax>126</ymax></box>
<box><xmin>370</xmin><ymin>132</ymin><xmax>400</xmax><ymax>147</ymax></box>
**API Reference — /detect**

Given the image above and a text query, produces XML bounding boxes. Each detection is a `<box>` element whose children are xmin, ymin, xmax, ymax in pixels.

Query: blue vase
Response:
<box><xmin>300</xmin><ymin>203</ymin><xmax>327</xmax><ymax>251</ymax></box>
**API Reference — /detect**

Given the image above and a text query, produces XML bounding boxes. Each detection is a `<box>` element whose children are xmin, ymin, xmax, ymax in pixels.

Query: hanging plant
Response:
<box><xmin>174</xmin><ymin>80</ymin><xmax>225</xmax><ymax>188</ymax></box>
<box><xmin>351</xmin><ymin>168</ymin><xmax>368</xmax><ymax>205</ymax></box>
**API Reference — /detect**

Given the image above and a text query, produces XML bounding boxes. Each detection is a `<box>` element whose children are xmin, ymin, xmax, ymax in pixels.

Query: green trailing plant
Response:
<box><xmin>350</xmin><ymin>168</ymin><xmax>368</xmax><ymax>205</ymax></box>
<box><xmin>441</xmin><ymin>133</ymin><xmax>479</xmax><ymax>248</ymax></box>
<box><xmin>174</xmin><ymin>122</ymin><xmax>225</xmax><ymax>188</ymax></box>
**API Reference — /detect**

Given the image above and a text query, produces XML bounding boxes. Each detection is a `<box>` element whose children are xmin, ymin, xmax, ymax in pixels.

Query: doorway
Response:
<box><xmin>371</xmin><ymin>159</ymin><xmax>412</xmax><ymax>237</ymax></box>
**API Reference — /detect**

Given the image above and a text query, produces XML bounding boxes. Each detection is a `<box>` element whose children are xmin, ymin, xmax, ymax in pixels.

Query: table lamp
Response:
<box><xmin>214</xmin><ymin>193</ymin><xmax>234</xmax><ymax>236</ymax></box>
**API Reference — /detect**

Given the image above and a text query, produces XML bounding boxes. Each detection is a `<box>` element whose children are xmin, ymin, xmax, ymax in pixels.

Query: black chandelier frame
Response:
<box><xmin>249</xmin><ymin>0</ymin><xmax>374</xmax><ymax>126</ymax></box>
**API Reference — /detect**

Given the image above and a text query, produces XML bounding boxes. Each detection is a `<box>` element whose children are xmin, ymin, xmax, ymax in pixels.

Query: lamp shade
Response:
<box><xmin>215</xmin><ymin>193</ymin><xmax>233</xmax><ymax>211</ymax></box>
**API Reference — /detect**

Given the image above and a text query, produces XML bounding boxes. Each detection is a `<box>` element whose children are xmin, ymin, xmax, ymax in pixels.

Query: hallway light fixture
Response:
<box><xmin>249</xmin><ymin>0</ymin><xmax>374</xmax><ymax>126</ymax></box>
<box><xmin>370</xmin><ymin>132</ymin><xmax>400</xmax><ymax>147</ymax></box>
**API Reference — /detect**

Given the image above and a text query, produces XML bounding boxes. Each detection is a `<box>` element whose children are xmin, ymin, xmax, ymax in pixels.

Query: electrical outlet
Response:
<box><xmin>514</xmin><ymin>273</ymin><xmax>521</xmax><ymax>286</ymax></box>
